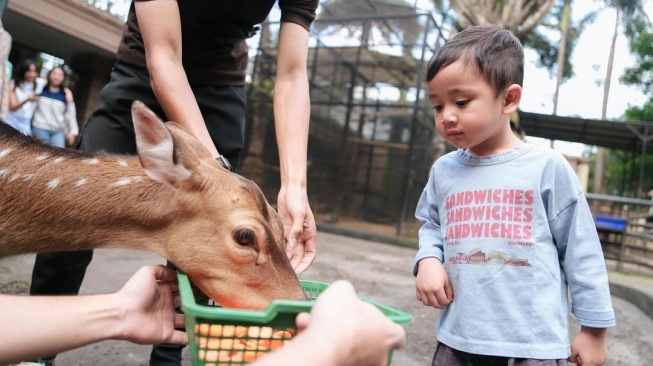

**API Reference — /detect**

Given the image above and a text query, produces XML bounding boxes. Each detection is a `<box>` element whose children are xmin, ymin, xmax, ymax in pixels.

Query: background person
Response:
<box><xmin>5</xmin><ymin>59</ymin><xmax>39</xmax><ymax>135</ymax></box>
<box><xmin>31</xmin><ymin>66</ymin><xmax>78</xmax><ymax>147</ymax></box>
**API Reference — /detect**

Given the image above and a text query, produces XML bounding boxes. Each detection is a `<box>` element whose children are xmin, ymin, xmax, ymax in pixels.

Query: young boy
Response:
<box><xmin>413</xmin><ymin>24</ymin><xmax>615</xmax><ymax>366</ymax></box>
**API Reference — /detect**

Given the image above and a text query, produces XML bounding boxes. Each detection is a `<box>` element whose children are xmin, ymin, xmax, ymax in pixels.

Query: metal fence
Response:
<box><xmin>239</xmin><ymin>12</ymin><xmax>448</xmax><ymax>238</ymax></box>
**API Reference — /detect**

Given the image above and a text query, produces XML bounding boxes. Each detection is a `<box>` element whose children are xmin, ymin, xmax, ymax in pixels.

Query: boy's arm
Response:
<box><xmin>413</xmin><ymin>168</ymin><xmax>445</xmax><ymax>275</ymax></box>
<box><xmin>413</xmin><ymin>168</ymin><xmax>452</xmax><ymax>307</ymax></box>
<box><xmin>551</xmin><ymin>194</ymin><xmax>615</xmax><ymax>328</ymax></box>
<box><xmin>568</xmin><ymin>326</ymin><xmax>608</xmax><ymax>366</ymax></box>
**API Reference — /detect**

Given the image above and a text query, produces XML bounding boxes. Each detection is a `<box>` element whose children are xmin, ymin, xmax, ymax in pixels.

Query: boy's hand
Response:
<box><xmin>415</xmin><ymin>257</ymin><xmax>453</xmax><ymax>309</ymax></box>
<box><xmin>568</xmin><ymin>326</ymin><xmax>608</xmax><ymax>366</ymax></box>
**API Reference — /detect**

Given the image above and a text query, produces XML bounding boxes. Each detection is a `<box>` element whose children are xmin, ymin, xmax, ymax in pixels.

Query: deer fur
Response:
<box><xmin>0</xmin><ymin>101</ymin><xmax>305</xmax><ymax>309</ymax></box>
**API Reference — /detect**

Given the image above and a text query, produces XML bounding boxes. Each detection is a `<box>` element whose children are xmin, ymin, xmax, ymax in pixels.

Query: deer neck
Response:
<box><xmin>0</xmin><ymin>138</ymin><xmax>177</xmax><ymax>259</ymax></box>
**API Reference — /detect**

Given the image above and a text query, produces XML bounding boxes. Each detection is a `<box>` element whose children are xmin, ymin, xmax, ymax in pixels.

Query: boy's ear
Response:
<box><xmin>502</xmin><ymin>84</ymin><xmax>522</xmax><ymax>115</ymax></box>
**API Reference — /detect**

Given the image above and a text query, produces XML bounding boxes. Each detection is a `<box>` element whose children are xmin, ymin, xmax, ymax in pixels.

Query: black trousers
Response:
<box><xmin>29</xmin><ymin>61</ymin><xmax>246</xmax><ymax>365</ymax></box>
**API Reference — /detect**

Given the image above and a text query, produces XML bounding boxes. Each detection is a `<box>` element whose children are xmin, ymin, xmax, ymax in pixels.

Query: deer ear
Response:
<box><xmin>165</xmin><ymin>122</ymin><xmax>214</xmax><ymax>162</ymax></box>
<box><xmin>131</xmin><ymin>101</ymin><xmax>191</xmax><ymax>186</ymax></box>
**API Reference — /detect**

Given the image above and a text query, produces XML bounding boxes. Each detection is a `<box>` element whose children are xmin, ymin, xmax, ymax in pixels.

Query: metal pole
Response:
<box><xmin>639</xmin><ymin>125</ymin><xmax>648</xmax><ymax>198</ymax></box>
<box><xmin>396</xmin><ymin>15</ymin><xmax>431</xmax><ymax>236</ymax></box>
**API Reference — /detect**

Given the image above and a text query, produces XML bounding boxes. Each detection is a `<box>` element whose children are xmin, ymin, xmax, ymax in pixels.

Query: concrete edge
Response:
<box><xmin>609</xmin><ymin>282</ymin><xmax>653</xmax><ymax>317</ymax></box>
<box><xmin>316</xmin><ymin>222</ymin><xmax>418</xmax><ymax>249</ymax></box>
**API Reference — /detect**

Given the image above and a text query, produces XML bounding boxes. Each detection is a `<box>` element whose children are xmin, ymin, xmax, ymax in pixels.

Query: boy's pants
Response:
<box><xmin>432</xmin><ymin>342</ymin><xmax>568</xmax><ymax>366</ymax></box>
<box><xmin>28</xmin><ymin>61</ymin><xmax>246</xmax><ymax>365</ymax></box>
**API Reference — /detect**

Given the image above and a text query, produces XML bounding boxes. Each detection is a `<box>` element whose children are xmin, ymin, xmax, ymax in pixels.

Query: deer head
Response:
<box><xmin>130</xmin><ymin>102</ymin><xmax>307</xmax><ymax>308</ymax></box>
<box><xmin>0</xmin><ymin>101</ymin><xmax>306</xmax><ymax>309</ymax></box>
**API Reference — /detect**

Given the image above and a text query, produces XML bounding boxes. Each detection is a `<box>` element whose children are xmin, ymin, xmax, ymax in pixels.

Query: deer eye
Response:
<box><xmin>234</xmin><ymin>229</ymin><xmax>255</xmax><ymax>246</ymax></box>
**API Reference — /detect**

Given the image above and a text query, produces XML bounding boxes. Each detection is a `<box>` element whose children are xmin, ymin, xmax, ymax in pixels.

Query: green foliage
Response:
<box><xmin>621</xmin><ymin>30</ymin><xmax>653</xmax><ymax>96</ymax></box>
<box><xmin>625</xmin><ymin>99</ymin><xmax>653</xmax><ymax>122</ymax></box>
<box><xmin>602</xmin><ymin>0</ymin><xmax>650</xmax><ymax>37</ymax></box>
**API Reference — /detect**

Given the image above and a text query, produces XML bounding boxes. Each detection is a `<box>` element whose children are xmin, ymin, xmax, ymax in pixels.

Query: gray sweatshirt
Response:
<box><xmin>413</xmin><ymin>140</ymin><xmax>615</xmax><ymax>359</ymax></box>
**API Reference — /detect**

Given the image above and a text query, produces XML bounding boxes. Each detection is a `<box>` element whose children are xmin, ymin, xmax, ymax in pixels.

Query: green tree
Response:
<box><xmin>621</xmin><ymin>30</ymin><xmax>653</xmax><ymax>96</ymax></box>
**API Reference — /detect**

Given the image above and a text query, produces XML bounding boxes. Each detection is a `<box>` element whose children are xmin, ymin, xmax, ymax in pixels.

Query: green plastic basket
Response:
<box><xmin>178</xmin><ymin>272</ymin><xmax>412</xmax><ymax>366</ymax></box>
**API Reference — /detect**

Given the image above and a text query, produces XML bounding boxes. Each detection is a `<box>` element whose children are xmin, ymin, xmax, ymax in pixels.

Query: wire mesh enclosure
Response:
<box><xmin>240</xmin><ymin>5</ymin><xmax>448</xmax><ymax>238</ymax></box>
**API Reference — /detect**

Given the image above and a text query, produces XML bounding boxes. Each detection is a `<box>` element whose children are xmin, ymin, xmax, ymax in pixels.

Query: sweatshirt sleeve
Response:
<box><xmin>413</xmin><ymin>167</ymin><xmax>445</xmax><ymax>276</ymax></box>
<box><xmin>65</xmin><ymin>102</ymin><xmax>78</xmax><ymax>136</ymax></box>
<box><xmin>549</xmin><ymin>169</ymin><xmax>615</xmax><ymax>328</ymax></box>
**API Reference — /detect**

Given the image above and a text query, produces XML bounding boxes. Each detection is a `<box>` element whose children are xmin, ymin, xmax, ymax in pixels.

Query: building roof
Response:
<box><xmin>518</xmin><ymin>111</ymin><xmax>653</xmax><ymax>153</ymax></box>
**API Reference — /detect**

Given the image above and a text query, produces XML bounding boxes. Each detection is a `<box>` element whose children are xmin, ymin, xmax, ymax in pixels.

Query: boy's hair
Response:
<box><xmin>426</xmin><ymin>24</ymin><xmax>524</xmax><ymax>96</ymax></box>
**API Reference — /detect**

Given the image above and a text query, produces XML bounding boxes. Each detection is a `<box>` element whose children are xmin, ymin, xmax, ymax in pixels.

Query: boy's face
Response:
<box><xmin>427</xmin><ymin>61</ymin><xmax>520</xmax><ymax>156</ymax></box>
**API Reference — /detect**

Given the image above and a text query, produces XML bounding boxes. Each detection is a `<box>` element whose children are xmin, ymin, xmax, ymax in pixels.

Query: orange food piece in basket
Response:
<box><xmin>236</xmin><ymin>326</ymin><xmax>248</xmax><ymax>337</ymax></box>
<box><xmin>195</xmin><ymin>323</ymin><xmax>296</xmax><ymax>364</ymax></box>
<box><xmin>259</xmin><ymin>326</ymin><xmax>274</xmax><ymax>338</ymax></box>
<box><xmin>197</xmin><ymin>323</ymin><xmax>210</xmax><ymax>336</ymax></box>
<box><xmin>221</xmin><ymin>325</ymin><xmax>236</xmax><ymax>337</ymax></box>
<box><xmin>197</xmin><ymin>336</ymin><xmax>208</xmax><ymax>348</ymax></box>
<box><xmin>200</xmin><ymin>349</ymin><xmax>231</xmax><ymax>362</ymax></box>
<box><xmin>273</xmin><ymin>330</ymin><xmax>293</xmax><ymax>339</ymax></box>
<box><xmin>209</xmin><ymin>324</ymin><xmax>223</xmax><ymax>337</ymax></box>
<box><xmin>270</xmin><ymin>339</ymin><xmax>286</xmax><ymax>350</ymax></box>
<box><xmin>244</xmin><ymin>350</ymin><xmax>266</xmax><ymax>362</ymax></box>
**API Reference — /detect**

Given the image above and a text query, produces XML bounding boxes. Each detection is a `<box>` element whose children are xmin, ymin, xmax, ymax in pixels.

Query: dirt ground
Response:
<box><xmin>1</xmin><ymin>231</ymin><xmax>653</xmax><ymax>365</ymax></box>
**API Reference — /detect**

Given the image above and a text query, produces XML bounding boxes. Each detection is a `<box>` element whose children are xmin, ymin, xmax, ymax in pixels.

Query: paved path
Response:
<box><xmin>1</xmin><ymin>231</ymin><xmax>653</xmax><ymax>365</ymax></box>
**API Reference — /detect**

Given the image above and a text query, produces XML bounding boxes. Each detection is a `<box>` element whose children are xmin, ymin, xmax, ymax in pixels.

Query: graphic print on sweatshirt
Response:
<box><xmin>444</xmin><ymin>188</ymin><xmax>533</xmax><ymax>267</ymax></box>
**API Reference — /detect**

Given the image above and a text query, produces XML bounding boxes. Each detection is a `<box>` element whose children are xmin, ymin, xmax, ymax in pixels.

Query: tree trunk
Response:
<box><xmin>593</xmin><ymin>5</ymin><xmax>620</xmax><ymax>196</ymax></box>
<box><xmin>552</xmin><ymin>0</ymin><xmax>571</xmax><ymax>115</ymax></box>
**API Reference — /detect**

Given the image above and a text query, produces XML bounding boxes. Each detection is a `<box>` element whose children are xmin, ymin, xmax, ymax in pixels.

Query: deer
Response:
<box><xmin>0</xmin><ymin>101</ymin><xmax>306</xmax><ymax>309</ymax></box>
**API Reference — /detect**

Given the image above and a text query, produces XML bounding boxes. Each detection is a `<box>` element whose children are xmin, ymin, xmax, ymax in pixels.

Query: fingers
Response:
<box><xmin>168</xmin><ymin>330</ymin><xmax>189</xmax><ymax>346</ymax></box>
<box><xmin>173</xmin><ymin>313</ymin><xmax>185</xmax><ymax>329</ymax></box>
<box><xmin>444</xmin><ymin>279</ymin><xmax>454</xmax><ymax>303</ymax></box>
<box><xmin>567</xmin><ymin>352</ymin><xmax>581</xmax><ymax>365</ymax></box>
<box><xmin>416</xmin><ymin>287</ymin><xmax>450</xmax><ymax>309</ymax></box>
<box><xmin>172</xmin><ymin>291</ymin><xmax>182</xmax><ymax>309</ymax></box>
<box><xmin>295</xmin><ymin>312</ymin><xmax>311</xmax><ymax>332</ymax></box>
<box><xmin>388</xmin><ymin>322</ymin><xmax>407</xmax><ymax>350</ymax></box>
<box><xmin>327</xmin><ymin>280</ymin><xmax>357</xmax><ymax>296</ymax></box>
<box><xmin>285</xmin><ymin>217</ymin><xmax>304</xmax><ymax>258</ymax></box>
<box><xmin>293</xmin><ymin>249</ymin><xmax>316</xmax><ymax>274</ymax></box>
<box><xmin>149</xmin><ymin>264</ymin><xmax>178</xmax><ymax>282</ymax></box>
<box><xmin>286</xmin><ymin>217</ymin><xmax>317</xmax><ymax>273</ymax></box>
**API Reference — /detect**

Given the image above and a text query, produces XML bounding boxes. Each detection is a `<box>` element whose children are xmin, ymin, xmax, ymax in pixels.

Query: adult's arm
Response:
<box><xmin>273</xmin><ymin>21</ymin><xmax>317</xmax><ymax>273</ymax></box>
<box><xmin>134</xmin><ymin>0</ymin><xmax>220</xmax><ymax>158</ymax></box>
<box><xmin>0</xmin><ymin>266</ymin><xmax>187</xmax><ymax>365</ymax></box>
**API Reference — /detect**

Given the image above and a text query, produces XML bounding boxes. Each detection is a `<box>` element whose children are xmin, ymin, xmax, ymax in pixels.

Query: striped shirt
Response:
<box><xmin>31</xmin><ymin>87</ymin><xmax>78</xmax><ymax>135</ymax></box>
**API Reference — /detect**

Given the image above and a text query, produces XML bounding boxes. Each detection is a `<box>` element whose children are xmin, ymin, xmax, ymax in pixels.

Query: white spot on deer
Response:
<box><xmin>36</xmin><ymin>155</ymin><xmax>49</xmax><ymax>161</ymax></box>
<box><xmin>75</xmin><ymin>178</ymin><xmax>87</xmax><ymax>187</ymax></box>
<box><xmin>0</xmin><ymin>168</ymin><xmax>8</xmax><ymax>178</ymax></box>
<box><xmin>110</xmin><ymin>178</ymin><xmax>131</xmax><ymax>187</ymax></box>
<box><xmin>47</xmin><ymin>178</ymin><xmax>60</xmax><ymax>189</ymax></box>
<box><xmin>117</xmin><ymin>159</ymin><xmax>128</xmax><ymax>167</ymax></box>
<box><xmin>83</xmin><ymin>158</ymin><xmax>100</xmax><ymax>165</ymax></box>
<box><xmin>54</xmin><ymin>157</ymin><xmax>65</xmax><ymax>163</ymax></box>
<box><xmin>23</xmin><ymin>174</ymin><xmax>35</xmax><ymax>181</ymax></box>
<box><xmin>0</xmin><ymin>148</ymin><xmax>11</xmax><ymax>158</ymax></box>
<box><xmin>133</xmin><ymin>176</ymin><xmax>143</xmax><ymax>182</ymax></box>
